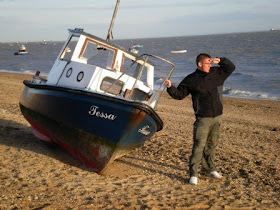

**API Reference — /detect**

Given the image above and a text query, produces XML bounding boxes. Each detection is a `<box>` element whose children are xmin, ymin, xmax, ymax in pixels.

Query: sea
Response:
<box><xmin>1</xmin><ymin>31</ymin><xmax>279</xmax><ymax>101</ymax></box>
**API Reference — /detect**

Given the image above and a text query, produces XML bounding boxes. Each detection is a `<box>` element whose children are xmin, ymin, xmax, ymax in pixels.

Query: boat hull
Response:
<box><xmin>14</xmin><ymin>52</ymin><xmax>29</xmax><ymax>55</ymax></box>
<box><xmin>170</xmin><ymin>50</ymin><xmax>187</xmax><ymax>54</ymax></box>
<box><xmin>19</xmin><ymin>81</ymin><xmax>163</xmax><ymax>172</ymax></box>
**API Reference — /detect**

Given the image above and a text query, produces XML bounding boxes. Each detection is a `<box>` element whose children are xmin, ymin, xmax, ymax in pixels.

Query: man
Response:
<box><xmin>165</xmin><ymin>53</ymin><xmax>235</xmax><ymax>185</ymax></box>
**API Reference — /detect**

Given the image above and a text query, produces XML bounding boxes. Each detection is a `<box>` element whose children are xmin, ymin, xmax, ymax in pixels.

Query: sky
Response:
<box><xmin>0</xmin><ymin>0</ymin><xmax>280</xmax><ymax>42</ymax></box>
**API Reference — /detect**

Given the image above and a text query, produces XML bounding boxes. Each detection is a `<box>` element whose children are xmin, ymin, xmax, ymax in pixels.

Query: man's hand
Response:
<box><xmin>165</xmin><ymin>80</ymin><xmax>172</xmax><ymax>88</ymax></box>
<box><xmin>212</xmin><ymin>58</ymin><xmax>220</xmax><ymax>64</ymax></box>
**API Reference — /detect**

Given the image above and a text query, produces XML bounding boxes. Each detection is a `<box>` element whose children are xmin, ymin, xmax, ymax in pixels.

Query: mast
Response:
<box><xmin>106</xmin><ymin>0</ymin><xmax>120</xmax><ymax>42</ymax></box>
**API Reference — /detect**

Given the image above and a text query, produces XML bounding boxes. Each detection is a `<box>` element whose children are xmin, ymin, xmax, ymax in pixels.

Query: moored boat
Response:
<box><xmin>41</xmin><ymin>40</ymin><xmax>47</xmax><ymax>45</ymax></box>
<box><xmin>19</xmin><ymin>6</ymin><xmax>175</xmax><ymax>172</ymax></box>
<box><xmin>270</xmin><ymin>28</ymin><xmax>280</xmax><ymax>31</ymax></box>
<box><xmin>170</xmin><ymin>50</ymin><xmax>187</xmax><ymax>54</ymax></box>
<box><xmin>14</xmin><ymin>44</ymin><xmax>29</xmax><ymax>55</ymax></box>
<box><xmin>129</xmin><ymin>44</ymin><xmax>143</xmax><ymax>54</ymax></box>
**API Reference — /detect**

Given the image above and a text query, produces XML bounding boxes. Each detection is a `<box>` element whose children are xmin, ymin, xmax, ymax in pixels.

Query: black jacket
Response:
<box><xmin>167</xmin><ymin>57</ymin><xmax>235</xmax><ymax>118</ymax></box>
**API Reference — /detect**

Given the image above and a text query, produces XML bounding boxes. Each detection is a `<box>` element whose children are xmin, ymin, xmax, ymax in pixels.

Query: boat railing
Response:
<box><xmin>102</xmin><ymin>53</ymin><xmax>175</xmax><ymax>108</ymax></box>
<box><xmin>137</xmin><ymin>54</ymin><xmax>175</xmax><ymax>108</ymax></box>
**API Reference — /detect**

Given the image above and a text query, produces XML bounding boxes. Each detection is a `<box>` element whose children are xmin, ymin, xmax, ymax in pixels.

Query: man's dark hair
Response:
<box><xmin>196</xmin><ymin>53</ymin><xmax>211</xmax><ymax>66</ymax></box>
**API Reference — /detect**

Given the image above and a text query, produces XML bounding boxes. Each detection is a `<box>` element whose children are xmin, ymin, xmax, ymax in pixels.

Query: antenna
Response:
<box><xmin>106</xmin><ymin>0</ymin><xmax>120</xmax><ymax>42</ymax></box>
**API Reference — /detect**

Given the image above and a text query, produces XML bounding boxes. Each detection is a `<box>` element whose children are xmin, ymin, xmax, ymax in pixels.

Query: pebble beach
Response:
<box><xmin>0</xmin><ymin>72</ymin><xmax>279</xmax><ymax>209</ymax></box>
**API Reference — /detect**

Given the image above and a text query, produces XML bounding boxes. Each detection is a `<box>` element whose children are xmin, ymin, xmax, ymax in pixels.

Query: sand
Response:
<box><xmin>0</xmin><ymin>72</ymin><xmax>279</xmax><ymax>209</ymax></box>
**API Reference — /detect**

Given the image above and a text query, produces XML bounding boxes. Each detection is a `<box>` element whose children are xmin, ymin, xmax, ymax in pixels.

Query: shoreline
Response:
<box><xmin>0</xmin><ymin>72</ymin><xmax>279</xmax><ymax>209</ymax></box>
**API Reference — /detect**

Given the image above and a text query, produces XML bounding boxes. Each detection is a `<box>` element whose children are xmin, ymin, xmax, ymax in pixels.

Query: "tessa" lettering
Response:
<box><xmin>88</xmin><ymin>105</ymin><xmax>117</xmax><ymax>121</ymax></box>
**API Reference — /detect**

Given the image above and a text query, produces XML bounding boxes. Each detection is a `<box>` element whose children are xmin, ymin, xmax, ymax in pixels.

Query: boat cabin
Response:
<box><xmin>46</xmin><ymin>28</ymin><xmax>165</xmax><ymax>108</ymax></box>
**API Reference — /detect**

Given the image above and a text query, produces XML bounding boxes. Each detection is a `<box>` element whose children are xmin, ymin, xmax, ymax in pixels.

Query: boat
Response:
<box><xmin>129</xmin><ymin>44</ymin><xmax>143</xmax><ymax>54</ymax></box>
<box><xmin>270</xmin><ymin>28</ymin><xmax>280</xmax><ymax>31</ymax></box>
<box><xmin>65</xmin><ymin>46</ymin><xmax>71</xmax><ymax>52</ymax></box>
<box><xmin>19</xmin><ymin>1</ymin><xmax>175</xmax><ymax>173</ymax></box>
<box><xmin>14</xmin><ymin>44</ymin><xmax>29</xmax><ymax>55</ymax></box>
<box><xmin>170</xmin><ymin>50</ymin><xmax>187</xmax><ymax>54</ymax></box>
<box><xmin>41</xmin><ymin>40</ymin><xmax>47</xmax><ymax>45</ymax></box>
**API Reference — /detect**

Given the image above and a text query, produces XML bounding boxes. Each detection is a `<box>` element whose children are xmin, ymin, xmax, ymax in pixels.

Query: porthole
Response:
<box><xmin>77</xmin><ymin>71</ymin><xmax>84</xmax><ymax>82</ymax></box>
<box><xmin>66</xmin><ymin>68</ymin><xmax>73</xmax><ymax>77</ymax></box>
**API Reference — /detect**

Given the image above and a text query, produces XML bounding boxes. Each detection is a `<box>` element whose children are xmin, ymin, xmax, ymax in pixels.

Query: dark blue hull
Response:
<box><xmin>14</xmin><ymin>52</ymin><xmax>29</xmax><ymax>55</ymax></box>
<box><xmin>19</xmin><ymin>81</ymin><xmax>163</xmax><ymax>172</ymax></box>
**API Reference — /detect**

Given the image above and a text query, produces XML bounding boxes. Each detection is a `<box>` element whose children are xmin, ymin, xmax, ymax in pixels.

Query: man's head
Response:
<box><xmin>196</xmin><ymin>53</ymin><xmax>212</xmax><ymax>73</ymax></box>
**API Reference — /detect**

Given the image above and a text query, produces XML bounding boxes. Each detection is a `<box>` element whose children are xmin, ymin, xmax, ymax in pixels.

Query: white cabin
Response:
<box><xmin>44</xmin><ymin>28</ymin><xmax>173</xmax><ymax>108</ymax></box>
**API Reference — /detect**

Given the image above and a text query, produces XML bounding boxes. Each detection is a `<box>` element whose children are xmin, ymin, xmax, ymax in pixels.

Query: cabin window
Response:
<box><xmin>60</xmin><ymin>35</ymin><xmax>79</xmax><ymax>61</ymax></box>
<box><xmin>122</xmin><ymin>56</ymin><xmax>148</xmax><ymax>85</ymax></box>
<box><xmin>130</xmin><ymin>88</ymin><xmax>151</xmax><ymax>101</ymax></box>
<box><xmin>100</xmin><ymin>77</ymin><xmax>124</xmax><ymax>95</ymax></box>
<box><xmin>80</xmin><ymin>40</ymin><xmax>115</xmax><ymax>70</ymax></box>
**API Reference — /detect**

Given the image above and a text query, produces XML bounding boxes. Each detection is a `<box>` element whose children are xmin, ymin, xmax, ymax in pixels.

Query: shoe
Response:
<box><xmin>189</xmin><ymin>176</ymin><xmax>198</xmax><ymax>185</ymax></box>
<box><xmin>210</xmin><ymin>171</ymin><xmax>222</xmax><ymax>179</ymax></box>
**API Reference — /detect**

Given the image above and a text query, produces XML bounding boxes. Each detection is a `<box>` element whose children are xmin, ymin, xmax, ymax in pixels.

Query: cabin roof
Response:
<box><xmin>69</xmin><ymin>28</ymin><xmax>154</xmax><ymax>66</ymax></box>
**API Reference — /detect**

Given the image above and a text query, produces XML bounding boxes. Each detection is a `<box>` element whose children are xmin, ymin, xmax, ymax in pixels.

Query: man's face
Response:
<box><xmin>198</xmin><ymin>58</ymin><xmax>212</xmax><ymax>73</ymax></box>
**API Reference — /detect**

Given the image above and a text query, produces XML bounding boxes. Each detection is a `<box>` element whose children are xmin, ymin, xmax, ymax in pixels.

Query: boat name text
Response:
<box><xmin>89</xmin><ymin>105</ymin><xmax>117</xmax><ymax>121</ymax></box>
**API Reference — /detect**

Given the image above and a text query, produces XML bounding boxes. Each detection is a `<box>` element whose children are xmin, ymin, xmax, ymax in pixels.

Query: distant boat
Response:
<box><xmin>129</xmin><ymin>44</ymin><xmax>143</xmax><ymax>54</ymax></box>
<box><xmin>14</xmin><ymin>45</ymin><xmax>28</xmax><ymax>55</ymax></box>
<box><xmin>65</xmin><ymin>46</ymin><xmax>71</xmax><ymax>52</ymax></box>
<box><xmin>170</xmin><ymin>50</ymin><xmax>187</xmax><ymax>54</ymax></box>
<box><xmin>41</xmin><ymin>40</ymin><xmax>47</xmax><ymax>45</ymax></box>
<box><xmin>270</xmin><ymin>28</ymin><xmax>280</xmax><ymax>31</ymax></box>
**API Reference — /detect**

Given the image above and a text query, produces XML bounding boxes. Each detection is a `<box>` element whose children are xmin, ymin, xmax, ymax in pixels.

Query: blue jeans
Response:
<box><xmin>189</xmin><ymin>115</ymin><xmax>222</xmax><ymax>177</ymax></box>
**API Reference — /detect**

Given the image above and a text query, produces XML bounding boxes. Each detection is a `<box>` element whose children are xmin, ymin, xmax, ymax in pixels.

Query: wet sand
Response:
<box><xmin>0</xmin><ymin>72</ymin><xmax>279</xmax><ymax>209</ymax></box>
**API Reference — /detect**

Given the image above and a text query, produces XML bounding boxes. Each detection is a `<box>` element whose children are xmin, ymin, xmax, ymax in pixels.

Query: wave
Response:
<box><xmin>231</xmin><ymin>72</ymin><xmax>255</xmax><ymax>78</ymax></box>
<box><xmin>154</xmin><ymin>80</ymin><xmax>279</xmax><ymax>101</ymax></box>
<box><xmin>223</xmin><ymin>87</ymin><xmax>279</xmax><ymax>101</ymax></box>
<box><xmin>232</xmin><ymin>72</ymin><xmax>243</xmax><ymax>76</ymax></box>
